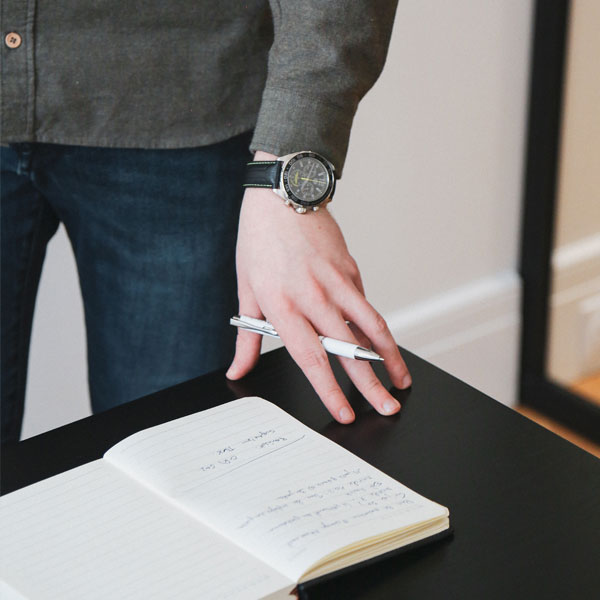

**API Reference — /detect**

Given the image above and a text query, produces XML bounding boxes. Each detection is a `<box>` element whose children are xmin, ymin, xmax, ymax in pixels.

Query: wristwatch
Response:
<box><xmin>243</xmin><ymin>151</ymin><xmax>336</xmax><ymax>213</ymax></box>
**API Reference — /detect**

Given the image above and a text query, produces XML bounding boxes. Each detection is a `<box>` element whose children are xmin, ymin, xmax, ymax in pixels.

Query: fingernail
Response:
<box><xmin>382</xmin><ymin>399</ymin><xmax>400</xmax><ymax>415</ymax></box>
<box><xmin>402</xmin><ymin>374</ymin><xmax>412</xmax><ymax>389</ymax></box>
<box><xmin>225</xmin><ymin>366</ymin><xmax>236</xmax><ymax>379</ymax></box>
<box><xmin>339</xmin><ymin>407</ymin><xmax>354</xmax><ymax>423</ymax></box>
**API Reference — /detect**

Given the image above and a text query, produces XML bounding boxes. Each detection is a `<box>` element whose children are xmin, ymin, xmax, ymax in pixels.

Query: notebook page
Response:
<box><xmin>0</xmin><ymin>459</ymin><xmax>293</xmax><ymax>600</ymax></box>
<box><xmin>105</xmin><ymin>397</ymin><xmax>449</xmax><ymax>582</ymax></box>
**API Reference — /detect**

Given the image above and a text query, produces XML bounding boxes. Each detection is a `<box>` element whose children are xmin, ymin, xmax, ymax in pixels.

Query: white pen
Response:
<box><xmin>230</xmin><ymin>315</ymin><xmax>384</xmax><ymax>362</ymax></box>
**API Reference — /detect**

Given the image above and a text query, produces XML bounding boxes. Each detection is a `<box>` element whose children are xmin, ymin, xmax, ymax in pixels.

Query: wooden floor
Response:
<box><xmin>570</xmin><ymin>373</ymin><xmax>600</xmax><ymax>407</ymax></box>
<box><xmin>516</xmin><ymin>372</ymin><xmax>600</xmax><ymax>459</ymax></box>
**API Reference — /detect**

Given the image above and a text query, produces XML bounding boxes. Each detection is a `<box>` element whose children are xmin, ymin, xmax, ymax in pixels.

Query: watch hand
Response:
<box><xmin>299</xmin><ymin>177</ymin><xmax>326</xmax><ymax>184</ymax></box>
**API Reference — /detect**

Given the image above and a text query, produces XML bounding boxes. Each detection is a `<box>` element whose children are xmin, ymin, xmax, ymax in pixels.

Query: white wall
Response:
<box><xmin>547</xmin><ymin>0</ymin><xmax>600</xmax><ymax>384</ymax></box>
<box><xmin>22</xmin><ymin>0</ymin><xmax>534</xmax><ymax>439</ymax></box>
<box><xmin>337</xmin><ymin>0</ymin><xmax>531</xmax><ymax>405</ymax></box>
<box><xmin>22</xmin><ymin>227</ymin><xmax>89</xmax><ymax>438</ymax></box>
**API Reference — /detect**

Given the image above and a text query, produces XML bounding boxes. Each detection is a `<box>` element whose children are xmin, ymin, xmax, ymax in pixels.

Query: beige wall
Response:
<box><xmin>339</xmin><ymin>0</ymin><xmax>531</xmax><ymax>311</ymax></box>
<box><xmin>554</xmin><ymin>0</ymin><xmax>600</xmax><ymax>248</ymax></box>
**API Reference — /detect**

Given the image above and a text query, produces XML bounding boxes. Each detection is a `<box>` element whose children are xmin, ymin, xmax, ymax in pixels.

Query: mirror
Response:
<box><xmin>519</xmin><ymin>0</ymin><xmax>600</xmax><ymax>442</ymax></box>
<box><xmin>546</xmin><ymin>0</ymin><xmax>600</xmax><ymax>410</ymax></box>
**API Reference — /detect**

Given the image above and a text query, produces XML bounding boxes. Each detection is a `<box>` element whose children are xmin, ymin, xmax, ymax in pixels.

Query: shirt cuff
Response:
<box><xmin>249</xmin><ymin>87</ymin><xmax>358</xmax><ymax>178</ymax></box>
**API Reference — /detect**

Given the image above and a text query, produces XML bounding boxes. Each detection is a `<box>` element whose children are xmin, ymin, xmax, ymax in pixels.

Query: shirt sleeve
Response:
<box><xmin>250</xmin><ymin>0</ymin><xmax>399</xmax><ymax>177</ymax></box>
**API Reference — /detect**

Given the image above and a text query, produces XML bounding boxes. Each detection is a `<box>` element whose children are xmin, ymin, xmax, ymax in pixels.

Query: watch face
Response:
<box><xmin>282</xmin><ymin>153</ymin><xmax>334</xmax><ymax>206</ymax></box>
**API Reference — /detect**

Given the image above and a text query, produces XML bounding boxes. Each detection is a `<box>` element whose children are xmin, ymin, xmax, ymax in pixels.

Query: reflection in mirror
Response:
<box><xmin>546</xmin><ymin>0</ymin><xmax>600</xmax><ymax>409</ymax></box>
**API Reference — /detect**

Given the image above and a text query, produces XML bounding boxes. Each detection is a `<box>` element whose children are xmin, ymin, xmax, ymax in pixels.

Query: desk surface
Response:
<box><xmin>2</xmin><ymin>348</ymin><xmax>599</xmax><ymax>599</ymax></box>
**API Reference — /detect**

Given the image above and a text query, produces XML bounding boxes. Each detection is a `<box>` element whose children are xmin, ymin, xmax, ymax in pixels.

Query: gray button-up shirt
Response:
<box><xmin>1</xmin><ymin>1</ymin><xmax>398</xmax><ymax>175</ymax></box>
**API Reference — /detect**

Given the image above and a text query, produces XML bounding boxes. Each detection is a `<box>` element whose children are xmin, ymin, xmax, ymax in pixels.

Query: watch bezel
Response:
<box><xmin>280</xmin><ymin>151</ymin><xmax>336</xmax><ymax>207</ymax></box>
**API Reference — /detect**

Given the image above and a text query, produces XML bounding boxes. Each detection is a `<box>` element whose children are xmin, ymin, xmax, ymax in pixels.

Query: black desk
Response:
<box><xmin>2</xmin><ymin>348</ymin><xmax>599</xmax><ymax>599</ymax></box>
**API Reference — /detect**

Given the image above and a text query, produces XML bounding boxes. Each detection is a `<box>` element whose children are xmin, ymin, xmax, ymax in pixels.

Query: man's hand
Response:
<box><xmin>226</xmin><ymin>151</ymin><xmax>412</xmax><ymax>424</ymax></box>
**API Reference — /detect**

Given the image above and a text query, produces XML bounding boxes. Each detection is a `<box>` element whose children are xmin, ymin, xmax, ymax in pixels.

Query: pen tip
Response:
<box><xmin>354</xmin><ymin>347</ymin><xmax>384</xmax><ymax>362</ymax></box>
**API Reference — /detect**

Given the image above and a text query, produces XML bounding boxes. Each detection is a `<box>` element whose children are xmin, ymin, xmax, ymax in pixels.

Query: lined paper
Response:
<box><xmin>0</xmin><ymin>460</ymin><xmax>292</xmax><ymax>599</ymax></box>
<box><xmin>106</xmin><ymin>397</ymin><xmax>448</xmax><ymax>581</ymax></box>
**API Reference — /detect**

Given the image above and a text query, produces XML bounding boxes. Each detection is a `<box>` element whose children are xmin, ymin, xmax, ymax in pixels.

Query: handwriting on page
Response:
<box><xmin>243</xmin><ymin>468</ymin><xmax>411</xmax><ymax>531</ymax></box>
<box><xmin>169</xmin><ymin>421</ymin><xmax>424</xmax><ymax>569</ymax></box>
<box><xmin>107</xmin><ymin>405</ymin><xmax>309</xmax><ymax>497</ymax></box>
<box><xmin>106</xmin><ymin>399</ymin><xmax>430</xmax><ymax>577</ymax></box>
<box><xmin>234</xmin><ymin>465</ymin><xmax>418</xmax><ymax>556</ymax></box>
<box><xmin>169</xmin><ymin>432</ymin><xmax>307</xmax><ymax>493</ymax></box>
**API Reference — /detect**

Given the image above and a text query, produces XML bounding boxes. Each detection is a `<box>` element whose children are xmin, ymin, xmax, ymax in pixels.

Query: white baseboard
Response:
<box><xmin>387</xmin><ymin>272</ymin><xmax>522</xmax><ymax>407</ymax></box>
<box><xmin>547</xmin><ymin>233</ymin><xmax>600</xmax><ymax>384</ymax></box>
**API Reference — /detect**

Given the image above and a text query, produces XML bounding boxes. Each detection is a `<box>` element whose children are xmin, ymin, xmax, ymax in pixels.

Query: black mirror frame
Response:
<box><xmin>519</xmin><ymin>0</ymin><xmax>600</xmax><ymax>443</ymax></box>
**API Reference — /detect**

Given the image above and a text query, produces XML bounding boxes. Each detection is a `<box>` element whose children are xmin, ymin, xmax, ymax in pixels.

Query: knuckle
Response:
<box><xmin>364</xmin><ymin>376</ymin><xmax>382</xmax><ymax>395</ymax></box>
<box><xmin>344</xmin><ymin>255</ymin><xmax>360</xmax><ymax>279</ymax></box>
<box><xmin>306</xmin><ymin>281</ymin><xmax>329</xmax><ymax>307</ymax></box>
<box><xmin>372</xmin><ymin>312</ymin><xmax>389</xmax><ymax>337</ymax></box>
<box><xmin>271</xmin><ymin>293</ymin><xmax>295</xmax><ymax>315</ymax></box>
<box><xmin>299</xmin><ymin>348</ymin><xmax>329</xmax><ymax>371</ymax></box>
<box><xmin>322</xmin><ymin>387</ymin><xmax>345</xmax><ymax>407</ymax></box>
<box><xmin>329</xmin><ymin>266</ymin><xmax>350</xmax><ymax>289</ymax></box>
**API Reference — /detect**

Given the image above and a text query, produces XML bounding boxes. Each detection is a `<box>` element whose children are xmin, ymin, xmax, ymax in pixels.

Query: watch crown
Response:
<box><xmin>312</xmin><ymin>206</ymin><xmax>320</xmax><ymax>212</ymax></box>
<box><xmin>295</xmin><ymin>206</ymin><xmax>307</xmax><ymax>214</ymax></box>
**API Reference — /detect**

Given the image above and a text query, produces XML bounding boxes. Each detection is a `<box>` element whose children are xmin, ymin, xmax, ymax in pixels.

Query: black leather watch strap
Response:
<box><xmin>243</xmin><ymin>160</ymin><xmax>282</xmax><ymax>189</ymax></box>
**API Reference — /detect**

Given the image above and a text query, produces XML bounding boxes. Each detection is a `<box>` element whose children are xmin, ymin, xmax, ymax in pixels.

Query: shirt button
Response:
<box><xmin>5</xmin><ymin>32</ymin><xmax>22</xmax><ymax>49</ymax></box>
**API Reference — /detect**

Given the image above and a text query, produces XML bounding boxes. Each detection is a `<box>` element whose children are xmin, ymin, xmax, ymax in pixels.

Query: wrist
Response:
<box><xmin>253</xmin><ymin>150</ymin><xmax>278</xmax><ymax>161</ymax></box>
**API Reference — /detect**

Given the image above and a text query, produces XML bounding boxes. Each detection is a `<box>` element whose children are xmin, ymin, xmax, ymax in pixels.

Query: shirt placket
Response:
<box><xmin>1</xmin><ymin>0</ymin><xmax>36</xmax><ymax>140</ymax></box>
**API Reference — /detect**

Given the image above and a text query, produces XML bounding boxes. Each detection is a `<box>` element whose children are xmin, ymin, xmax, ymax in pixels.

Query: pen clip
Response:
<box><xmin>229</xmin><ymin>316</ymin><xmax>280</xmax><ymax>338</ymax></box>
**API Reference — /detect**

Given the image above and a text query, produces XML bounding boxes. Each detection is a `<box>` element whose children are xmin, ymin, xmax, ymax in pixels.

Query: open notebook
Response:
<box><xmin>0</xmin><ymin>397</ymin><xmax>449</xmax><ymax>599</ymax></box>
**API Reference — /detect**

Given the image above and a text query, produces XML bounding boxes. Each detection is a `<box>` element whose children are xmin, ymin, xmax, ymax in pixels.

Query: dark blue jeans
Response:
<box><xmin>1</xmin><ymin>131</ymin><xmax>252</xmax><ymax>443</ymax></box>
